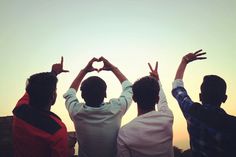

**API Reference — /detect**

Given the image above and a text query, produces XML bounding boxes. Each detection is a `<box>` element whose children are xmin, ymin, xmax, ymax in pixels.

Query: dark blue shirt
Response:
<box><xmin>172</xmin><ymin>84</ymin><xmax>236</xmax><ymax>157</ymax></box>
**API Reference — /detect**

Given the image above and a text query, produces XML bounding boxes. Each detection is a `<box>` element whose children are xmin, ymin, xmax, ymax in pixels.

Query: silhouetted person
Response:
<box><xmin>12</xmin><ymin>57</ymin><xmax>69</xmax><ymax>157</ymax></box>
<box><xmin>172</xmin><ymin>50</ymin><xmax>236</xmax><ymax>157</ymax></box>
<box><xmin>117</xmin><ymin>62</ymin><xmax>174</xmax><ymax>157</ymax></box>
<box><xmin>63</xmin><ymin>57</ymin><xmax>133</xmax><ymax>157</ymax></box>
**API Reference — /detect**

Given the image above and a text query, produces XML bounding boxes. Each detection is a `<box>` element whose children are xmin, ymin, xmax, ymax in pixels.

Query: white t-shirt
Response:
<box><xmin>63</xmin><ymin>80</ymin><xmax>133</xmax><ymax>157</ymax></box>
<box><xmin>117</xmin><ymin>81</ymin><xmax>174</xmax><ymax>157</ymax></box>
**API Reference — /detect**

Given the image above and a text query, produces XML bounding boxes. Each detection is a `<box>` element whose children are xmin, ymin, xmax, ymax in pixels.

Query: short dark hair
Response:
<box><xmin>80</xmin><ymin>76</ymin><xmax>107</xmax><ymax>106</ymax></box>
<box><xmin>200</xmin><ymin>75</ymin><xmax>227</xmax><ymax>105</ymax></box>
<box><xmin>132</xmin><ymin>76</ymin><xmax>160</xmax><ymax>109</ymax></box>
<box><xmin>26</xmin><ymin>72</ymin><xmax>58</xmax><ymax>109</ymax></box>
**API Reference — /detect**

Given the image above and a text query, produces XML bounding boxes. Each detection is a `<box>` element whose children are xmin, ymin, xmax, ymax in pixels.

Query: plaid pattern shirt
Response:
<box><xmin>172</xmin><ymin>79</ymin><xmax>236</xmax><ymax>157</ymax></box>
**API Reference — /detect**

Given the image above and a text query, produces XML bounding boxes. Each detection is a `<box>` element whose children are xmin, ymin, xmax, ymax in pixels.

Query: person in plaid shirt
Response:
<box><xmin>172</xmin><ymin>50</ymin><xmax>236</xmax><ymax>157</ymax></box>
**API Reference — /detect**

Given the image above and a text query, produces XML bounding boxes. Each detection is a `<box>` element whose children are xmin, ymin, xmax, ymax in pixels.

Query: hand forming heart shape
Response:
<box><xmin>91</xmin><ymin>59</ymin><xmax>104</xmax><ymax>72</ymax></box>
<box><xmin>85</xmin><ymin>57</ymin><xmax>114</xmax><ymax>73</ymax></box>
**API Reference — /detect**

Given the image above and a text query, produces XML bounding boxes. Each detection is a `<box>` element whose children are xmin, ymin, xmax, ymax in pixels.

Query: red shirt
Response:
<box><xmin>12</xmin><ymin>93</ymin><xmax>68</xmax><ymax>157</ymax></box>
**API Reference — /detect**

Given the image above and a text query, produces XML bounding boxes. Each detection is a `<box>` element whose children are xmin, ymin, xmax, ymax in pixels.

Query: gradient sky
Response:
<box><xmin>1</xmin><ymin>0</ymin><xmax>236</xmax><ymax>150</ymax></box>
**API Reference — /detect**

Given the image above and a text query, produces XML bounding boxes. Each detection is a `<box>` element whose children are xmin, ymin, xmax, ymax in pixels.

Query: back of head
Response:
<box><xmin>132</xmin><ymin>76</ymin><xmax>160</xmax><ymax>110</ymax></box>
<box><xmin>80</xmin><ymin>76</ymin><xmax>107</xmax><ymax>106</ymax></box>
<box><xmin>26</xmin><ymin>72</ymin><xmax>58</xmax><ymax>109</ymax></box>
<box><xmin>200</xmin><ymin>75</ymin><xmax>227</xmax><ymax>106</ymax></box>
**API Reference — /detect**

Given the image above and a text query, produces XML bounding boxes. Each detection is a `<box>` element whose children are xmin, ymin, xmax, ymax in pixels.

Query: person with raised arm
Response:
<box><xmin>63</xmin><ymin>57</ymin><xmax>133</xmax><ymax>157</ymax></box>
<box><xmin>172</xmin><ymin>50</ymin><xmax>236</xmax><ymax>157</ymax></box>
<box><xmin>117</xmin><ymin>62</ymin><xmax>174</xmax><ymax>157</ymax></box>
<box><xmin>12</xmin><ymin>57</ymin><xmax>69</xmax><ymax>157</ymax></box>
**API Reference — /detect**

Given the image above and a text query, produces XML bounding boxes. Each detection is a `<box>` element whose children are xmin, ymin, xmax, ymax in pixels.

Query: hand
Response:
<box><xmin>51</xmin><ymin>56</ymin><xmax>69</xmax><ymax>75</ymax></box>
<box><xmin>83</xmin><ymin>57</ymin><xmax>100</xmax><ymax>73</ymax></box>
<box><xmin>183</xmin><ymin>49</ymin><xmax>207</xmax><ymax>64</ymax></box>
<box><xmin>148</xmin><ymin>61</ymin><xmax>159</xmax><ymax>80</ymax></box>
<box><xmin>98</xmin><ymin>56</ymin><xmax>116</xmax><ymax>72</ymax></box>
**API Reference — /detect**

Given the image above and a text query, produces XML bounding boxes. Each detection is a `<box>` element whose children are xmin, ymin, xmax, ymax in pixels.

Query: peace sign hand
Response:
<box><xmin>148</xmin><ymin>61</ymin><xmax>159</xmax><ymax>80</ymax></box>
<box><xmin>51</xmin><ymin>56</ymin><xmax>69</xmax><ymax>76</ymax></box>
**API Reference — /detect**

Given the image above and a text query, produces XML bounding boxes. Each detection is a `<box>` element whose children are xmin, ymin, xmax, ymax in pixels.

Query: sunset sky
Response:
<box><xmin>1</xmin><ymin>0</ymin><xmax>236</xmax><ymax>150</ymax></box>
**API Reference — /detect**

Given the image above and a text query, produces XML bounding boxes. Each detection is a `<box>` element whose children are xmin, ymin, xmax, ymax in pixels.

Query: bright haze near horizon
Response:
<box><xmin>1</xmin><ymin>0</ymin><xmax>236</xmax><ymax>150</ymax></box>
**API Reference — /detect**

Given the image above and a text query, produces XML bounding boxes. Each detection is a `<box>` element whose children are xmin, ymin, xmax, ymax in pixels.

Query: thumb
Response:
<box><xmin>62</xmin><ymin>69</ymin><xmax>69</xmax><ymax>73</ymax></box>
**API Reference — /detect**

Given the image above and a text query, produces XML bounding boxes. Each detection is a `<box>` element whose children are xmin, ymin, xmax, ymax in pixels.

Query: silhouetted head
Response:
<box><xmin>26</xmin><ymin>72</ymin><xmax>58</xmax><ymax>110</ymax></box>
<box><xmin>80</xmin><ymin>76</ymin><xmax>107</xmax><ymax>107</ymax></box>
<box><xmin>132</xmin><ymin>76</ymin><xmax>160</xmax><ymax>111</ymax></box>
<box><xmin>200</xmin><ymin>75</ymin><xmax>227</xmax><ymax>107</ymax></box>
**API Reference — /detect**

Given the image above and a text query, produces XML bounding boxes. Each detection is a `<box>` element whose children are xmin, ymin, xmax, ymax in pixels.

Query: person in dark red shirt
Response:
<box><xmin>12</xmin><ymin>57</ymin><xmax>69</xmax><ymax>157</ymax></box>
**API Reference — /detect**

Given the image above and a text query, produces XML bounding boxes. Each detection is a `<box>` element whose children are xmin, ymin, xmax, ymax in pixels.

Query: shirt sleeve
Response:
<box><xmin>63</xmin><ymin>88</ymin><xmax>82</xmax><ymax>119</ymax></box>
<box><xmin>111</xmin><ymin>80</ymin><xmax>133</xmax><ymax>115</ymax></box>
<box><xmin>172</xmin><ymin>79</ymin><xmax>194</xmax><ymax>118</ymax></box>
<box><xmin>157</xmin><ymin>81</ymin><xmax>170</xmax><ymax>111</ymax></box>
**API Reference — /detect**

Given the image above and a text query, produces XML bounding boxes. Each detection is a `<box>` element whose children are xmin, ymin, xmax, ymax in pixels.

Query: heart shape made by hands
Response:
<box><xmin>92</xmin><ymin>60</ymin><xmax>104</xmax><ymax>71</ymax></box>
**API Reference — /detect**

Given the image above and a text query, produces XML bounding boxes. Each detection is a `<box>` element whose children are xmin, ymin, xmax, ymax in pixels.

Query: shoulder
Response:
<box><xmin>13</xmin><ymin>105</ymin><xmax>63</xmax><ymax>135</ymax></box>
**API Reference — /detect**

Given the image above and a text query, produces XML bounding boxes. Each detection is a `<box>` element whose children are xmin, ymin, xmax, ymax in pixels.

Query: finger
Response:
<box><xmin>88</xmin><ymin>58</ymin><xmax>96</xmax><ymax>65</ymax></box>
<box><xmin>193</xmin><ymin>49</ymin><xmax>202</xmax><ymax>55</ymax></box>
<box><xmin>89</xmin><ymin>68</ymin><xmax>98</xmax><ymax>72</ymax></box>
<box><xmin>92</xmin><ymin>57</ymin><xmax>99</xmax><ymax>62</ymax></box>
<box><xmin>61</xmin><ymin>56</ymin><xmax>64</xmax><ymax>65</ymax></box>
<box><xmin>98</xmin><ymin>67</ymin><xmax>105</xmax><ymax>72</ymax></box>
<box><xmin>99</xmin><ymin>56</ymin><xmax>105</xmax><ymax>61</ymax></box>
<box><xmin>62</xmin><ymin>70</ymin><xmax>69</xmax><ymax>73</ymax></box>
<box><xmin>195</xmin><ymin>52</ymin><xmax>206</xmax><ymax>57</ymax></box>
<box><xmin>155</xmin><ymin>61</ymin><xmax>158</xmax><ymax>71</ymax></box>
<box><xmin>148</xmin><ymin>63</ymin><xmax>154</xmax><ymax>71</ymax></box>
<box><xmin>196</xmin><ymin>57</ymin><xmax>207</xmax><ymax>60</ymax></box>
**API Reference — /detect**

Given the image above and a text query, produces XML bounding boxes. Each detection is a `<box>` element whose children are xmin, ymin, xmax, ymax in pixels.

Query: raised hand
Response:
<box><xmin>51</xmin><ymin>56</ymin><xmax>69</xmax><ymax>75</ymax></box>
<box><xmin>183</xmin><ymin>49</ymin><xmax>207</xmax><ymax>64</ymax></box>
<box><xmin>98</xmin><ymin>56</ymin><xmax>116</xmax><ymax>72</ymax></box>
<box><xmin>175</xmin><ymin>49</ymin><xmax>207</xmax><ymax>80</ymax></box>
<box><xmin>83</xmin><ymin>57</ymin><xmax>100</xmax><ymax>73</ymax></box>
<box><xmin>148</xmin><ymin>62</ymin><xmax>159</xmax><ymax>80</ymax></box>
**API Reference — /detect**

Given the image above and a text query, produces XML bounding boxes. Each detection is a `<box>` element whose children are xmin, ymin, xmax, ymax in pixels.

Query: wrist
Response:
<box><xmin>51</xmin><ymin>70</ymin><xmax>58</xmax><ymax>76</ymax></box>
<box><xmin>80</xmin><ymin>69</ymin><xmax>87</xmax><ymax>74</ymax></box>
<box><xmin>111</xmin><ymin>66</ymin><xmax>118</xmax><ymax>71</ymax></box>
<box><xmin>182</xmin><ymin>57</ymin><xmax>189</xmax><ymax>64</ymax></box>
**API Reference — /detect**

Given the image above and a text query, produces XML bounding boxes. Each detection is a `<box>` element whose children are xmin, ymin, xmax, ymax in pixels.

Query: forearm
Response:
<box><xmin>70</xmin><ymin>70</ymin><xmax>86</xmax><ymax>91</ymax></box>
<box><xmin>157</xmin><ymin>81</ymin><xmax>169</xmax><ymax>111</ymax></box>
<box><xmin>174</xmin><ymin>59</ymin><xmax>187</xmax><ymax>80</ymax></box>
<box><xmin>111</xmin><ymin>67</ymin><xmax>127</xmax><ymax>83</ymax></box>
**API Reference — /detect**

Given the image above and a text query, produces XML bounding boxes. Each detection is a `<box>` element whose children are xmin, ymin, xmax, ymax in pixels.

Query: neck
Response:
<box><xmin>44</xmin><ymin>105</ymin><xmax>51</xmax><ymax>111</ymax></box>
<box><xmin>137</xmin><ymin>106</ymin><xmax>155</xmax><ymax>116</ymax></box>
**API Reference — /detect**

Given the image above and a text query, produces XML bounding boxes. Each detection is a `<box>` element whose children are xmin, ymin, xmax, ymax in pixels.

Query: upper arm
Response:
<box><xmin>63</xmin><ymin>88</ymin><xmax>82</xmax><ymax>118</ymax></box>
<box><xmin>157</xmin><ymin>81</ymin><xmax>169</xmax><ymax>111</ymax></box>
<box><xmin>116</xmin><ymin>81</ymin><xmax>133</xmax><ymax>114</ymax></box>
<box><xmin>172</xmin><ymin>87</ymin><xmax>194</xmax><ymax>118</ymax></box>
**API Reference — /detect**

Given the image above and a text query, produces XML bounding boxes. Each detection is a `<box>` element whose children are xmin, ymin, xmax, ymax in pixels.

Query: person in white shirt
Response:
<box><xmin>117</xmin><ymin>62</ymin><xmax>174</xmax><ymax>157</ymax></box>
<box><xmin>63</xmin><ymin>57</ymin><xmax>133</xmax><ymax>157</ymax></box>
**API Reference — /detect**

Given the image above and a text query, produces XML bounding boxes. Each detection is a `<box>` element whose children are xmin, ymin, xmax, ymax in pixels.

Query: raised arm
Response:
<box><xmin>172</xmin><ymin>50</ymin><xmax>206</xmax><ymax>117</ymax></box>
<box><xmin>70</xmin><ymin>58</ymin><xmax>99</xmax><ymax>91</ymax></box>
<box><xmin>99</xmin><ymin>56</ymin><xmax>127</xmax><ymax>83</ymax></box>
<box><xmin>148</xmin><ymin>62</ymin><xmax>168</xmax><ymax>109</ymax></box>
<box><xmin>175</xmin><ymin>49</ymin><xmax>206</xmax><ymax>80</ymax></box>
